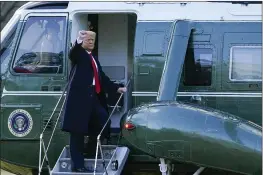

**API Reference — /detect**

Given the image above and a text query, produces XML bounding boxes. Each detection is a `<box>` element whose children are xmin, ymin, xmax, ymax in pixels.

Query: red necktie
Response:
<box><xmin>90</xmin><ymin>54</ymin><xmax>101</xmax><ymax>93</ymax></box>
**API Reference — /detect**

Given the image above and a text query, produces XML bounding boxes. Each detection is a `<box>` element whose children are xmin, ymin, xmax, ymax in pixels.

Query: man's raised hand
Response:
<box><xmin>78</xmin><ymin>30</ymin><xmax>87</xmax><ymax>40</ymax></box>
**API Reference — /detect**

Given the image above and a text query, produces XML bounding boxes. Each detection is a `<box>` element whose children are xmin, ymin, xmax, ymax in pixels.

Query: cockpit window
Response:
<box><xmin>12</xmin><ymin>16</ymin><xmax>67</xmax><ymax>74</ymax></box>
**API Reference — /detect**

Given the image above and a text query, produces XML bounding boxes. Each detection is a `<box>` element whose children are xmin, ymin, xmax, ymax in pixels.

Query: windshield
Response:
<box><xmin>11</xmin><ymin>16</ymin><xmax>66</xmax><ymax>74</ymax></box>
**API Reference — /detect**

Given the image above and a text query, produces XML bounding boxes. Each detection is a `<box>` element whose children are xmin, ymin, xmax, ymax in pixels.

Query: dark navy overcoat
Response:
<box><xmin>60</xmin><ymin>40</ymin><xmax>120</xmax><ymax>138</ymax></box>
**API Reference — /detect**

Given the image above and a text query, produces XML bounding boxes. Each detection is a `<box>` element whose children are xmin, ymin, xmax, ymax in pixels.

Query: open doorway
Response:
<box><xmin>71</xmin><ymin>12</ymin><xmax>137</xmax><ymax>132</ymax></box>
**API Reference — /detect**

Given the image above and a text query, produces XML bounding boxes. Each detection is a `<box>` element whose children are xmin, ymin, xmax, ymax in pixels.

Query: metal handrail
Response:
<box><xmin>38</xmin><ymin>65</ymin><xmax>76</xmax><ymax>175</ymax></box>
<box><xmin>93</xmin><ymin>75</ymin><xmax>132</xmax><ymax>175</ymax></box>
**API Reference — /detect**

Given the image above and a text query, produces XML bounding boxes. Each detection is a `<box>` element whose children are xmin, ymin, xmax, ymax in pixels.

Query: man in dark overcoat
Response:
<box><xmin>61</xmin><ymin>30</ymin><xmax>127</xmax><ymax>172</ymax></box>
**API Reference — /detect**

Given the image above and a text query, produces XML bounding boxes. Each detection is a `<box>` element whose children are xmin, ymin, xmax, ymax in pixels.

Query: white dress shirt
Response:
<box><xmin>77</xmin><ymin>37</ymin><xmax>98</xmax><ymax>85</ymax></box>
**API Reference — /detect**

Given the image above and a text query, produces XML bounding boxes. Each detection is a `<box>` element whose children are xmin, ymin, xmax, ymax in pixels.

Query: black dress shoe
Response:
<box><xmin>71</xmin><ymin>167</ymin><xmax>91</xmax><ymax>172</ymax></box>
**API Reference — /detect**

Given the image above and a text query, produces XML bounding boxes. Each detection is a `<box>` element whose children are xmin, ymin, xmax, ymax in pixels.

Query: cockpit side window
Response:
<box><xmin>12</xmin><ymin>16</ymin><xmax>67</xmax><ymax>74</ymax></box>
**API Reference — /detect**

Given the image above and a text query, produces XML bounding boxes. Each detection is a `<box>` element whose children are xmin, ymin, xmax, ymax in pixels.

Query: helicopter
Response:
<box><xmin>0</xmin><ymin>1</ymin><xmax>262</xmax><ymax>175</ymax></box>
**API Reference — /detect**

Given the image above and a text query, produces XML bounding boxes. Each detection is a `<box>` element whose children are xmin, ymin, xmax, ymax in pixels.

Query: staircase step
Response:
<box><xmin>51</xmin><ymin>145</ymin><xmax>130</xmax><ymax>175</ymax></box>
<box><xmin>53</xmin><ymin>158</ymin><xmax>110</xmax><ymax>174</ymax></box>
<box><xmin>61</xmin><ymin>145</ymin><xmax>118</xmax><ymax>159</ymax></box>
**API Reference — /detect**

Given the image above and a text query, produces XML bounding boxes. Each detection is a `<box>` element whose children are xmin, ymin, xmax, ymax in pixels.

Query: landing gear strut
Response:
<box><xmin>158</xmin><ymin>158</ymin><xmax>206</xmax><ymax>175</ymax></box>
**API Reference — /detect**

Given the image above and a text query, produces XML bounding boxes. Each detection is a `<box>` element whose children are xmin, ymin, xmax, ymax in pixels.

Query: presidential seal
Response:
<box><xmin>8</xmin><ymin>109</ymin><xmax>33</xmax><ymax>137</ymax></box>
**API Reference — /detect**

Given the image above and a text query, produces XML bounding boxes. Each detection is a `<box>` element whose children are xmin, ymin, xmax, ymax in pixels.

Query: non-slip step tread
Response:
<box><xmin>60</xmin><ymin>145</ymin><xmax>118</xmax><ymax>160</ymax></box>
<box><xmin>59</xmin><ymin>158</ymin><xmax>111</xmax><ymax>161</ymax></box>
<box><xmin>51</xmin><ymin>172</ymin><xmax>104</xmax><ymax>175</ymax></box>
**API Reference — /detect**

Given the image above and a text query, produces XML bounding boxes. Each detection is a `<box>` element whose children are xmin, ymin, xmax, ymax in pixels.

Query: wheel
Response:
<box><xmin>111</xmin><ymin>160</ymin><xmax>118</xmax><ymax>171</ymax></box>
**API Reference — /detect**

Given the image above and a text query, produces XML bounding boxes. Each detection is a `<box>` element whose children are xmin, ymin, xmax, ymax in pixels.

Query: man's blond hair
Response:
<box><xmin>85</xmin><ymin>31</ymin><xmax>96</xmax><ymax>40</ymax></box>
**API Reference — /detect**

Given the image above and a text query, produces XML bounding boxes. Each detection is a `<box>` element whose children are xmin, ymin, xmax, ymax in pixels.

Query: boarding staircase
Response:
<box><xmin>51</xmin><ymin>145</ymin><xmax>129</xmax><ymax>175</ymax></box>
<box><xmin>38</xmin><ymin>66</ymin><xmax>131</xmax><ymax>175</ymax></box>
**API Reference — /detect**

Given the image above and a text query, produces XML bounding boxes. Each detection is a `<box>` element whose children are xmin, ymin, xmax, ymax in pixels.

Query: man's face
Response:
<box><xmin>82</xmin><ymin>34</ymin><xmax>95</xmax><ymax>51</ymax></box>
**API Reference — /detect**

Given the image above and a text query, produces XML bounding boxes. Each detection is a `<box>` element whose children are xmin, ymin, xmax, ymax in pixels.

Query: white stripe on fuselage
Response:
<box><xmin>1</xmin><ymin>88</ymin><xmax>262</xmax><ymax>98</ymax></box>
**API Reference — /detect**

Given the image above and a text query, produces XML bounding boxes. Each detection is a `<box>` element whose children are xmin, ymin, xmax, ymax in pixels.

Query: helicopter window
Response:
<box><xmin>12</xmin><ymin>16</ymin><xmax>67</xmax><ymax>74</ymax></box>
<box><xmin>1</xmin><ymin>24</ymin><xmax>18</xmax><ymax>74</ymax></box>
<box><xmin>230</xmin><ymin>46</ymin><xmax>262</xmax><ymax>81</ymax></box>
<box><xmin>183</xmin><ymin>47</ymin><xmax>213</xmax><ymax>86</ymax></box>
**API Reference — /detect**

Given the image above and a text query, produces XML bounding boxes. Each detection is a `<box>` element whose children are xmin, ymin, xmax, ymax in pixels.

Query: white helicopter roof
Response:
<box><xmin>1</xmin><ymin>1</ymin><xmax>261</xmax><ymax>43</ymax></box>
<box><xmin>15</xmin><ymin>1</ymin><xmax>262</xmax><ymax>21</ymax></box>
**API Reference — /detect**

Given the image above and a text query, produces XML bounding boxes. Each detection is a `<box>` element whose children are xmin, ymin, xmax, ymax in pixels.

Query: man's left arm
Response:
<box><xmin>95</xmin><ymin>58</ymin><xmax>125</xmax><ymax>94</ymax></box>
<box><xmin>100</xmin><ymin>69</ymin><xmax>120</xmax><ymax>94</ymax></box>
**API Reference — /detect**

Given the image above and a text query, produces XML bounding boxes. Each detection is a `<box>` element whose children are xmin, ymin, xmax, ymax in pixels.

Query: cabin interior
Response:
<box><xmin>71</xmin><ymin>13</ymin><xmax>137</xmax><ymax>132</ymax></box>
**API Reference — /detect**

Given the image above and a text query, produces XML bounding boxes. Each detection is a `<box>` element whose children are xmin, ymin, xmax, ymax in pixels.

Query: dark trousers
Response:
<box><xmin>70</xmin><ymin>93</ymin><xmax>108</xmax><ymax>169</ymax></box>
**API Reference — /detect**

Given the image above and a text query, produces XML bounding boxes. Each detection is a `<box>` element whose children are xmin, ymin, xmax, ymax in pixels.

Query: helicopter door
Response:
<box><xmin>1</xmin><ymin>13</ymin><xmax>69</xmax><ymax>140</ymax></box>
